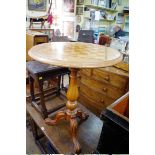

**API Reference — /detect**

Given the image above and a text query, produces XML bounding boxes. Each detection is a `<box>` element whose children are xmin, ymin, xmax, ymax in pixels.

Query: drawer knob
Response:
<box><xmin>104</xmin><ymin>76</ymin><xmax>110</xmax><ymax>81</ymax></box>
<box><xmin>102</xmin><ymin>88</ymin><xmax>107</xmax><ymax>92</ymax></box>
<box><xmin>100</xmin><ymin>99</ymin><xmax>105</xmax><ymax>103</ymax></box>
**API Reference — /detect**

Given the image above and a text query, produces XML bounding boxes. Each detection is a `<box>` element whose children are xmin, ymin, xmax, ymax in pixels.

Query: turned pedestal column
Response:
<box><xmin>45</xmin><ymin>68</ymin><xmax>88</xmax><ymax>153</ymax></box>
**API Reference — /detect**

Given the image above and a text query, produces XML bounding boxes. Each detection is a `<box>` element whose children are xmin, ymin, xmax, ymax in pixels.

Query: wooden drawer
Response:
<box><xmin>92</xmin><ymin>68</ymin><xmax>128</xmax><ymax>90</ymax></box>
<box><xmin>79</xmin><ymin>69</ymin><xmax>92</xmax><ymax>77</ymax></box>
<box><xmin>34</xmin><ymin>36</ymin><xmax>48</xmax><ymax>45</ymax></box>
<box><xmin>79</xmin><ymin>82</ymin><xmax>114</xmax><ymax>108</ymax></box>
<box><xmin>78</xmin><ymin>93</ymin><xmax>102</xmax><ymax>116</ymax></box>
<box><xmin>80</xmin><ymin>75</ymin><xmax>125</xmax><ymax>100</ymax></box>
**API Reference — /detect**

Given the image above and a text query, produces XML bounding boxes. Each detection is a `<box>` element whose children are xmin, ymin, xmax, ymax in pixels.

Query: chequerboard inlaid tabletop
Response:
<box><xmin>28</xmin><ymin>42</ymin><xmax>122</xmax><ymax>68</ymax></box>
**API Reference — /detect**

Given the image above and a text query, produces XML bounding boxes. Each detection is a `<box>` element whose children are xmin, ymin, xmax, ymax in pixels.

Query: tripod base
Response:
<box><xmin>45</xmin><ymin>109</ymin><xmax>89</xmax><ymax>153</ymax></box>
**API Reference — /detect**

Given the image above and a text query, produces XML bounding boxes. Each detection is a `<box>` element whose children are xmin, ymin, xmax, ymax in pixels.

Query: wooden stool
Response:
<box><xmin>29</xmin><ymin>18</ymin><xmax>47</xmax><ymax>29</ymax></box>
<box><xmin>26</xmin><ymin>60</ymin><xmax>69</xmax><ymax>119</ymax></box>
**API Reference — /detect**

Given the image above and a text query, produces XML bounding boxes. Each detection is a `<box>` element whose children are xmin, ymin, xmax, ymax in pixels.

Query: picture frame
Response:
<box><xmin>63</xmin><ymin>0</ymin><xmax>75</xmax><ymax>13</ymax></box>
<box><xmin>77</xmin><ymin>0</ymin><xmax>84</xmax><ymax>5</ymax></box>
<box><xmin>76</xmin><ymin>7</ymin><xmax>83</xmax><ymax>15</ymax></box>
<box><xmin>28</xmin><ymin>0</ymin><xmax>47</xmax><ymax>11</ymax></box>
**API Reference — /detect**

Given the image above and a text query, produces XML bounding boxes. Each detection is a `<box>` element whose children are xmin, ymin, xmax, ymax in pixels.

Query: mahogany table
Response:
<box><xmin>28</xmin><ymin>42</ymin><xmax>122</xmax><ymax>153</ymax></box>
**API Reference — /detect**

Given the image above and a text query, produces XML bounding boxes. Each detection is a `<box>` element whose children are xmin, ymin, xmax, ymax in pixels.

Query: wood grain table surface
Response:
<box><xmin>28</xmin><ymin>42</ymin><xmax>122</xmax><ymax>68</ymax></box>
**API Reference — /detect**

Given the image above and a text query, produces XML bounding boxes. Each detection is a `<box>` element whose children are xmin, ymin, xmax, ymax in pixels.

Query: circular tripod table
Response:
<box><xmin>28</xmin><ymin>42</ymin><xmax>122</xmax><ymax>153</ymax></box>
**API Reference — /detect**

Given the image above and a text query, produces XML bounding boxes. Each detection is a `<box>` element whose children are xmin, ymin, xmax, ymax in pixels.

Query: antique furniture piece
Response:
<box><xmin>28</xmin><ymin>42</ymin><xmax>122</xmax><ymax>153</ymax></box>
<box><xmin>27</xmin><ymin>13</ymin><xmax>48</xmax><ymax>29</ymax></box>
<box><xmin>26</xmin><ymin>30</ymin><xmax>49</xmax><ymax>61</ymax></box>
<box><xmin>26</xmin><ymin>99</ymin><xmax>103</xmax><ymax>154</ymax></box>
<box><xmin>95</xmin><ymin>92</ymin><xmax>129</xmax><ymax>154</ymax></box>
<box><xmin>26</xmin><ymin>60</ymin><xmax>69</xmax><ymax>118</ymax></box>
<box><xmin>29</xmin><ymin>28</ymin><xmax>54</xmax><ymax>41</ymax></box>
<box><xmin>29</xmin><ymin>17</ymin><xmax>47</xmax><ymax>29</ymax></box>
<box><xmin>78</xmin><ymin>66</ymin><xmax>129</xmax><ymax>116</ymax></box>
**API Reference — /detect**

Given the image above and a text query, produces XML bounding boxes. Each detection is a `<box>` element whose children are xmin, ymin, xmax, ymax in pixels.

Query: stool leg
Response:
<box><xmin>56</xmin><ymin>75</ymin><xmax>61</xmax><ymax>95</ymax></box>
<box><xmin>29</xmin><ymin>116</ymin><xmax>39</xmax><ymax>140</ymax></box>
<box><xmin>41</xmin><ymin>20</ymin><xmax>45</xmax><ymax>29</ymax></box>
<box><xmin>37</xmin><ymin>78</ymin><xmax>48</xmax><ymax>119</ymax></box>
<box><xmin>29</xmin><ymin>76</ymin><xmax>35</xmax><ymax>102</ymax></box>
<box><xmin>29</xmin><ymin>19</ymin><xmax>33</xmax><ymax>28</ymax></box>
<box><xmin>61</xmin><ymin>75</ymin><xmax>64</xmax><ymax>90</ymax></box>
<box><xmin>68</xmin><ymin>73</ymin><xmax>70</xmax><ymax>85</ymax></box>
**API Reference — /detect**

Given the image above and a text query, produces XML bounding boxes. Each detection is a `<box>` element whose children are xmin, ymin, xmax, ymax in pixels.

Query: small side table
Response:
<box><xmin>28</xmin><ymin>42</ymin><xmax>122</xmax><ymax>153</ymax></box>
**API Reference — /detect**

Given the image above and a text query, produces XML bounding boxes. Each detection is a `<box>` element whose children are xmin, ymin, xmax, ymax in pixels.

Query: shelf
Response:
<box><xmin>85</xmin><ymin>4</ymin><xmax>118</xmax><ymax>12</ymax></box>
<box><xmin>100</xmin><ymin>18</ymin><xmax>115</xmax><ymax>22</ymax></box>
<box><xmin>84</xmin><ymin>17</ymin><xmax>115</xmax><ymax>22</ymax></box>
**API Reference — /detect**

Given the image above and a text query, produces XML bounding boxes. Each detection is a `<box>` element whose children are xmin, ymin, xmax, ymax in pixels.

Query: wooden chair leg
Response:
<box><xmin>61</xmin><ymin>75</ymin><xmax>64</xmax><ymax>90</ymax></box>
<box><xmin>29</xmin><ymin>116</ymin><xmax>39</xmax><ymax>140</ymax></box>
<box><xmin>29</xmin><ymin>75</ymin><xmax>35</xmax><ymax>102</ymax></box>
<box><xmin>37</xmin><ymin>78</ymin><xmax>48</xmax><ymax>119</ymax></box>
<box><xmin>41</xmin><ymin>20</ymin><xmax>45</xmax><ymax>29</ymax></box>
<box><xmin>29</xmin><ymin>19</ymin><xmax>33</xmax><ymax>28</ymax></box>
<box><xmin>68</xmin><ymin>73</ymin><xmax>70</xmax><ymax>85</ymax></box>
<box><xmin>56</xmin><ymin>75</ymin><xmax>61</xmax><ymax>95</ymax></box>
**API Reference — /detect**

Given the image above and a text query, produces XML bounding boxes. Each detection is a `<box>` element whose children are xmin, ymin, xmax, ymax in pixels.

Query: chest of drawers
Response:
<box><xmin>78</xmin><ymin>67</ymin><xmax>129</xmax><ymax>116</ymax></box>
<box><xmin>26</xmin><ymin>30</ymin><xmax>49</xmax><ymax>61</ymax></box>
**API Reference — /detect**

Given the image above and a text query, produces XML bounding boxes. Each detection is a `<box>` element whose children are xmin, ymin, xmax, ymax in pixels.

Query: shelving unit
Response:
<box><xmin>85</xmin><ymin>4</ymin><xmax>118</xmax><ymax>12</ymax></box>
<box><xmin>83</xmin><ymin>1</ymin><xmax>118</xmax><ymax>26</ymax></box>
<box><xmin>123</xmin><ymin>13</ymin><xmax>129</xmax><ymax>34</ymax></box>
<box><xmin>84</xmin><ymin>16</ymin><xmax>115</xmax><ymax>22</ymax></box>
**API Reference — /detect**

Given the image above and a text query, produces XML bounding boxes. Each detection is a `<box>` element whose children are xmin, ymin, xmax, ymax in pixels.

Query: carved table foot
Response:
<box><xmin>45</xmin><ymin>109</ymin><xmax>89</xmax><ymax>153</ymax></box>
<box><xmin>70</xmin><ymin>118</ymin><xmax>81</xmax><ymax>153</ymax></box>
<box><xmin>77</xmin><ymin>109</ymin><xmax>89</xmax><ymax>120</ymax></box>
<box><xmin>45</xmin><ymin>111</ymin><xmax>66</xmax><ymax>125</ymax></box>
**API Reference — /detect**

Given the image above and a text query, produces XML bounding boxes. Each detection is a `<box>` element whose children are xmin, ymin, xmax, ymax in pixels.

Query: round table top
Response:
<box><xmin>28</xmin><ymin>42</ymin><xmax>122</xmax><ymax>68</ymax></box>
